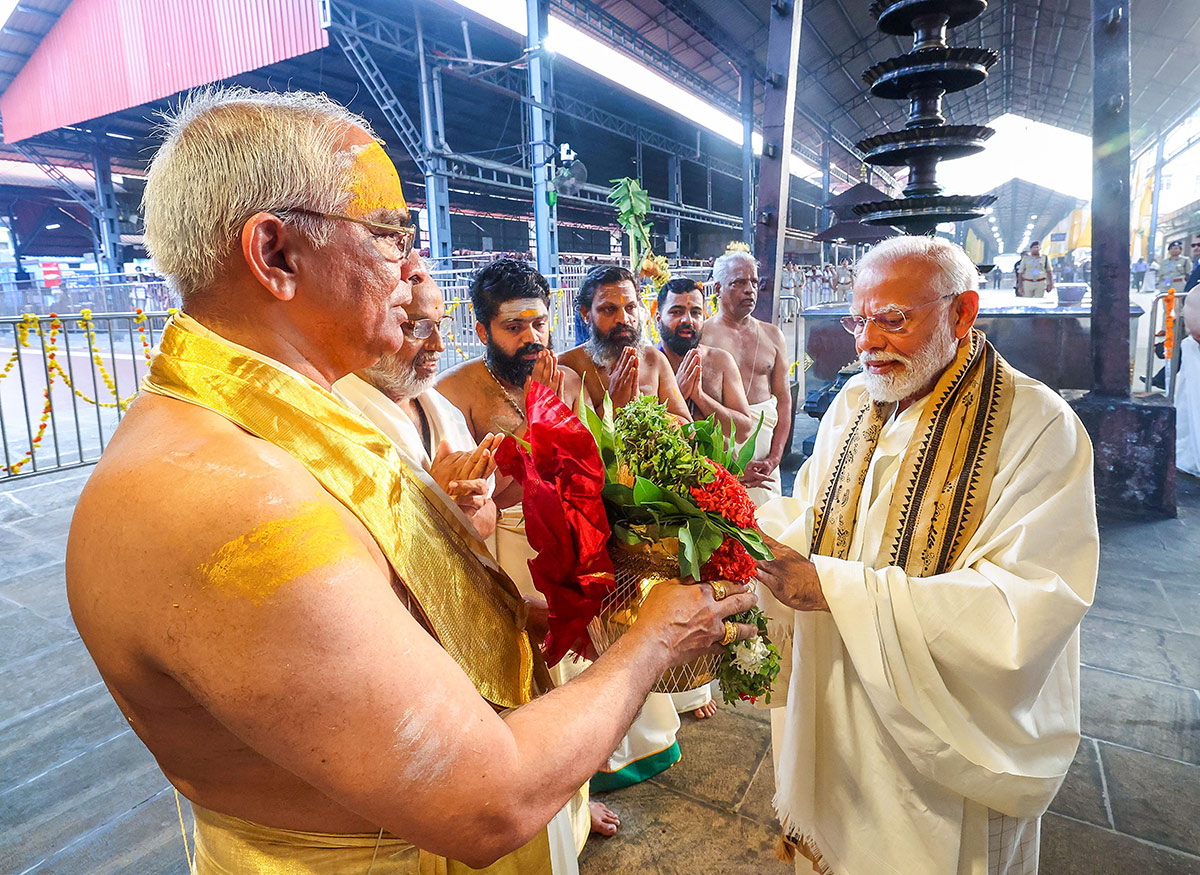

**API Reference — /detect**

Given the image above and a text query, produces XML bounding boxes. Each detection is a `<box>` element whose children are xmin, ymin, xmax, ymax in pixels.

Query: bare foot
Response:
<box><xmin>589</xmin><ymin>800</ymin><xmax>620</xmax><ymax>836</ymax></box>
<box><xmin>693</xmin><ymin>700</ymin><xmax>719</xmax><ymax>720</ymax></box>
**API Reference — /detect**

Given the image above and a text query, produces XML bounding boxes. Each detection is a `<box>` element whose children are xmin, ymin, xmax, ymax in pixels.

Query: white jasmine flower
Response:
<box><xmin>732</xmin><ymin>636</ymin><xmax>769</xmax><ymax>674</ymax></box>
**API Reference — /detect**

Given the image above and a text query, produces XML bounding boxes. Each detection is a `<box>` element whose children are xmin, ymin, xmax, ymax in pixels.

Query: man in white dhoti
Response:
<box><xmin>1176</xmin><ymin>286</ymin><xmax>1200</xmax><ymax>477</ymax></box>
<box><xmin>656</xmin><ymin>276</ymin><xmax>755</xmax><ymax>719</ymax></box>
<box><xmin>755</xmin><ymin>236</ymin><xmax>1097</xmax><ymax>875</ymax></box>
<box><xmin>701</xmin><ymin>251</ymin><xmax>792</xmax><ymax>505</ymax></box>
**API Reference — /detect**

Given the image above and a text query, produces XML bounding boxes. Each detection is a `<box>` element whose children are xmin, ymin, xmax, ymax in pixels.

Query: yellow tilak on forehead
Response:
<box><xmin>197</xmin><ymin>503</ymin><xmax>360</xmax><ymax>604</ymax></box>
<box><xmin>346</xmin><ymin>141</ymin><xmax>407</xmax><ymax>218</ymax></box>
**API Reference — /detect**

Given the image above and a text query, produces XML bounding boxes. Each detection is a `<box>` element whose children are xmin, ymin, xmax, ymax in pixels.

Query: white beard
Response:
<box><xmin>364</xmin><ymin>354</ymin><xmax>437</xmax><ymax>401</ymax></box>
<box><xmin>860</xmin><ymin>319</ymin><xmax>959</xmax><ymax>404</ymax></box>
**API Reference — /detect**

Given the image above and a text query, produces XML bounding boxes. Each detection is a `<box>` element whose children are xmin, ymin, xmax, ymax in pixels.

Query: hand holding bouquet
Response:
<box><xmin>495</xmin><ymin>383</ymin><xmax>780</xmax><ymax>704</ymax></box>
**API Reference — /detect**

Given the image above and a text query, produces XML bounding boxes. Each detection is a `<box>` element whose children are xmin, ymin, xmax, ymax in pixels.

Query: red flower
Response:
<box><xmin>701</xmin><ymin>536</ymin><xmax>756</xmax><ymax>584</ymax></box>
<box><xmin>690</xmin><ymin>462</ymin><xmax>757</xmax><ymax>529</ymax></box>
<box><xmin>494</xmin><ymin>382</ymin><xmax>615</xmax><ymax>665</ymax></box>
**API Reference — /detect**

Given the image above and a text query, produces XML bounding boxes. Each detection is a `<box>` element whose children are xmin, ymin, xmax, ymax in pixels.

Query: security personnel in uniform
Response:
<box><xmin>1017</xmin><ymin>240</ymin><xmax>1053</xmax><ymax>298</ymax></box>
<box><xmin>1158</xmin><ymin>240</ymin><xmax>1192</xmax><ymax>292</ymax></box>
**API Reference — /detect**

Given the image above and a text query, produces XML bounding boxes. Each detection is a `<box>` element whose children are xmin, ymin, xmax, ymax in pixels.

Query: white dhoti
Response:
<box><xmin>744</xmin><ymin>396</ymin><xmax>783</xmax><ymax>506</ymax></box>
<box><xmin>1176</xmin><ymin>336</ymin><xmax>1200</xmax><ymax>476</ymax></box>
<box><xmin>668</xmin><ymin>683</ymin><xmax>713</xmax><ymax>713</ymax></box>
<box><xmin>493</xmin><ymin>505</ymin><xmax>682</xmax><ymax>793</ymax></box>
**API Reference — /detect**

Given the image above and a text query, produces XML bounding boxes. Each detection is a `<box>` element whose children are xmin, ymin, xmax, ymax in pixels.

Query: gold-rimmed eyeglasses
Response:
<box><xmin>840</xmin><ymin>293</ymin><xmax>958</xmax><ymax>335</ymax></box>
<box><xmin>282</xmin><ymin>208</ymin><xmax>416</xmax><ymax>263</ymax></box>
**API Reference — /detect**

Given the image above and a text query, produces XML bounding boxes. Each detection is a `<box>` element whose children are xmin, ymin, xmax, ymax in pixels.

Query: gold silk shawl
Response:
<box><xmin>810</xmin><ymin>328</ymin><xmax>1016</xmax><ymax>576</ymax></box>
<box><xmin>141</xmin><ymin>314</ymin><xmax>544</xmax><ymax>709</ymax></box>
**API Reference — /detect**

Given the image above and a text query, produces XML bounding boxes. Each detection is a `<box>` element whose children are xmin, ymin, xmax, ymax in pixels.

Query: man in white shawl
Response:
<box><xmin>701</xmin><ymin>250</ymin><xmax>793</xmax><ymax>505</ymax></box>
<box><xmin>335</xmin><ymin>267</ymin><xmax>609</xmax><ymax>873</ymax></box>
<box><xmin>336</xmin><ymin>267</ymin><xmax>500</xmax><ymax>538</ymax></box>
<box><xmin>755</xmin><ymin>236</ymin><xmax>1097</xmax><ymax>875</ymax></box>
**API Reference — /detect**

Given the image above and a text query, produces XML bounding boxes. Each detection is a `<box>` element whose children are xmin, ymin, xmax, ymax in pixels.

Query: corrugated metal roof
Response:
<box><xmin>0</xmin><ymin>0</ymin><xmax>329</xmax><ymax>144</ymax></box>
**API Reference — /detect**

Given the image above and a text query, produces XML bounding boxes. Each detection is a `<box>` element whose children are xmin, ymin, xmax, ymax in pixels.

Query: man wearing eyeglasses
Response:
<box><xmin>754</xmin><ymin>236</ymin><xmax>1097</xmax><ymax>875</ymax></box>
<box><xmin>700</xmin><ymin>250</ymin><xmax>793</xmax><ymax>505</ymax></box>
<box><xmin>65</xmin><ymin>89</ymin><xmax>760</xmax><ymax>874</ymax></box>
<box><xmin>335</xmin><ymin>266</ymin><xmax>501</xmax><ymax>539</ymax></box>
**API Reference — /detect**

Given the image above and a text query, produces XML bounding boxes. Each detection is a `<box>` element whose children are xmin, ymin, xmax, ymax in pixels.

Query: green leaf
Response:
<box><xmin>678</xmin><ymin>522</ymin><xmax>699</xmax><ymax>575</ymax></box>
<box><xmin>632</xmin><ymin>476</ymin><xmax>673</xmax><ymax>505</ymax></box>
<box><xmin>732</xmin><ymin>411</ymin><xmax>766</xmax><ymax>476</ymax></box>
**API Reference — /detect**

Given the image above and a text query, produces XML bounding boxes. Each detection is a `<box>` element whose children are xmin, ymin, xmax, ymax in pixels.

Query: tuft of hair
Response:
<box><xmin>142</xmin><ymin>86</ymin><xmax>375</xmax><ymax>301</ymax></box>
<box><xmin>657</xmin><ymin>277</ymin><xmax>702</xmax><ymax>311</ymax></box>
<box><xmin>577</xmin><ymin>264</ymin><xmax>635</xmax><ymax>312</ymax></box>
<box><xmin>712</xmin><ymin>251</ymin><xmax>757</xmax><ymax>288</ymax></box>
<box><xmin>470</xmin><ymin>258</ymin><xmax>551</xmax><ymax>326</ymax></box>
<box><xmin>856</xmin><ymin>235</ymin><xmax>980</xmax><ymax>298</ymax></box>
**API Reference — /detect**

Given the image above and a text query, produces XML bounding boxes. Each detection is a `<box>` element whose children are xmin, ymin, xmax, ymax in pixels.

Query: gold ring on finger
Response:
<box><xmin>720</xmin><ymin>620</ymin><xmax>737</xmax><ymax>647</ymax></box>
<box><xmin>710</xmin><ymin>580</ymin><xmax>728</xmax><ymax>601</ymax></box>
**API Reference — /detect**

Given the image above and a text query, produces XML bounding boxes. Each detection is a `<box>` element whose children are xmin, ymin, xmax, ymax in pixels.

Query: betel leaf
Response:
<box><xmin>731</xmin><ymin>411</ymin><xmax>766</xmax><ymax>476</ymax></box>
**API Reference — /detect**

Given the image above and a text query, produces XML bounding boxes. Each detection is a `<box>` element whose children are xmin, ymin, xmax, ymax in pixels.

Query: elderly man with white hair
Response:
<box><xmin>754</xmin><ymin>236</ymin><xmax>1097</xmax><ymax>875</ymax></box>
<box><xmin>700</xmin><ymin>250</ymin><xmax>792</xmax><ymax>504</ymax></box>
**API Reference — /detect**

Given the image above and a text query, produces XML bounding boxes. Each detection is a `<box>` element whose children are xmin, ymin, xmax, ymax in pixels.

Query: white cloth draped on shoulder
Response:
<box><xmin>760</xmin><ymin>371</ymin><xmax>1097</xmax><ymax>875</ymax></box>
<box><xmin>1176</xmin><ymin>336</ymin><xmax>1200</xmax><ymax>476</ymax></box>
<box><xmin>335</xmin><ymin>374</ymin><xmax>489</xmax><ymax>494</ymax></box>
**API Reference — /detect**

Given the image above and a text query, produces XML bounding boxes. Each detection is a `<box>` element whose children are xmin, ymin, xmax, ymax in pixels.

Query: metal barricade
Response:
<box><xmin>0</xmin><ymin>310</ymin><xmax>171</xmax><ymax>481</ymax></box>
<box><xmin>1142</xmin><ymin>289</ymin><xmax>1189</xmax><ymax>403</ymax></box>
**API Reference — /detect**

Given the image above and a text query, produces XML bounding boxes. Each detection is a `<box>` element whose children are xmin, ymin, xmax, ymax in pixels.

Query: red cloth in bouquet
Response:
<box><xmin>494</xmin><ymin>382</ymin><xmax>614</xmax><ymax>665</ymax></box>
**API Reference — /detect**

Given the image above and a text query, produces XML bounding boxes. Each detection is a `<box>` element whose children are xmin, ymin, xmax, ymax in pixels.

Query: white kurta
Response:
<box><xmin>334</xmin><ymin>375</ymin><xmax>583</xmax><ymax>875</ymax></box>
<box><xmin>1176</xmin><ymin>336</ymin><xmax>1200</xmax><ymax>476</ymax></box>
<box><xmin>760</xmin><ymin>371</ymin><xmax>1097</xmax><ymax>875</ymax></box>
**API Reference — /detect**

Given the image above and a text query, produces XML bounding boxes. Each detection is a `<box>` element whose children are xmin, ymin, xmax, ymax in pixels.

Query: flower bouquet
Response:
<box><xmin>495</xmin><ymin>383</ymin><xmax>781</xmax><ymax>704</ymax></box>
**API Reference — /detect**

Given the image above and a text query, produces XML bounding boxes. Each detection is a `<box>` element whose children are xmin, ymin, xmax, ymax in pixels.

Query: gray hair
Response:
<box><xmin>857</xmin><ymin>236</ymin><xmax>980</xmax><ymax>298</ymax></box>
<box><xmin>712</xmin><ymin>251</ymin><xmax>758</xmax><ymax>287</ymax></box>
<box><xmin>142</xmin><ymin>87</ymin><xmax>376</xmax><ymax>300</ymax></box>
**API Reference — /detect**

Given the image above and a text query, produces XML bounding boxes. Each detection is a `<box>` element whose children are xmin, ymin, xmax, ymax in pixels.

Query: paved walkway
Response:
<box><xmin>1</xmin><ymin>454</ymin><xmax>1198</xmax><ymax>873</ymax></box>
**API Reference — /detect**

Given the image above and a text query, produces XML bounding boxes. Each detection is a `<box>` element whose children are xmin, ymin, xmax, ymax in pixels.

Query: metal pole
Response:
<box><xmin>1146</xmin><ymin>131</ymin><xmax>1165</xmax><ymax>262</ymax></box>
<box><xmin>740</xmin><ymin>63</ymin><xmax>754</xmax><ymax>249</ymax></box>
<box><xmin>668</xmin><ymin>153</ymin><xmax>681</xmax><ymax>257</ymax></box>
<box><xmin>415</xmin><ymin>9</ymin><xmax>454</xmax><ymax>264</ymax></box>
<box><xmin>526</xmin><ymin>0</ymin><xmax>559</xmax><ymax>279</ymax></box>
<box><xmin>91</xmin><ymin>152</ymin><xmax>120</xmax><ymax>275</ymax></box>
<box><xmin>1090</xmin><ymin>0</ymin><xmax>1132</xmax><ymax>397</ymax></box>
<box><xmin>753</xmin><ymin>0</ymin><xmax>804</xmax><ymax>323</ymax></box>
<box><xmin>821</xmin><ymin>137</ymin><xmax>831</xmax><ymax>264</ymax></box>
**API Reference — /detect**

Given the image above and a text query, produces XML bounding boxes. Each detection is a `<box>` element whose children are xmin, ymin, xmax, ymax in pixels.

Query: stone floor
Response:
<box><xmin>1</xmin><ymin>445</ymin><xmax>1199</xmax><ymax>874</ymax></box>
